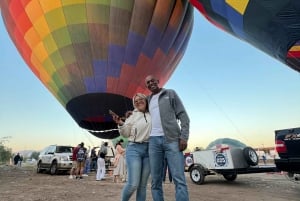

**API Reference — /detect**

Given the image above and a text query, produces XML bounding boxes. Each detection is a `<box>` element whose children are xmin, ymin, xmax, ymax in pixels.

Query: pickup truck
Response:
<box><xmin>275</xmin><ymin>127</ymin><xmax>300</xmax><ymax>178</ymax></box>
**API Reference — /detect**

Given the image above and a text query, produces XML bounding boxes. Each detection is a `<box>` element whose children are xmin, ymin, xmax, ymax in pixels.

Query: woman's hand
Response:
<box><xmin>125</xmin><ymin>111</ymin><xmax>133</xmax><ymax>118</ymax></box>
<box><xmin>112</xmin><ymin>115</ymin><xmax>124</xmax><ymax>126</ymax></box>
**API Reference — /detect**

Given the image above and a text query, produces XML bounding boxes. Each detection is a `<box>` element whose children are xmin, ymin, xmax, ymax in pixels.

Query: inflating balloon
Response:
<box><xmin>0</xmin><ymin>0</ymin><xmax>193</xmax><ymax>138</ymax></box>
<box><xmin>190</xmin><ymin>0</ymin><xmax>300</xmax><ymax>72</ymax></box>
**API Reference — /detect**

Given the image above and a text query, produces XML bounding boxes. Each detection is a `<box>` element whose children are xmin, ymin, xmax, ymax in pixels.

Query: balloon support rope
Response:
<box><xmin>87</xmin><ymin>129</ymin><xmax>119</xmax><ymax>133</ymax></box>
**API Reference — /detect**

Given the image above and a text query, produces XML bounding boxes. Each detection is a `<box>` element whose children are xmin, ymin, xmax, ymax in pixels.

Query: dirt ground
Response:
<box><xmin>0</xmin><ymin>164</ymin><xmax>300</xmax><ymax>201</ymax></box>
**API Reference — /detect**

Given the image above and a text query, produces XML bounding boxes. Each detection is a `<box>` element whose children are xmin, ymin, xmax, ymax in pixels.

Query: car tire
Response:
<box><xmin>243</xmin><ymin>147</ymin><xmax>258</xmax><ymax>166</ymax></box>
<box><xmin>37</xmin><ymin>162</ymin><xmax>42</xmax><ymax>173</ymax></box>
<box><xmin>50</xmin><ymin>161</ymin><xmax>58</xmax><ymax>175</ymax></box>
<box><xmin>223</xmin><ymin>173</ymin><xmax>237</xmax><ymax>181</ymax></box>
<box><xmin>189</xmin><ymin>165</ymin><xmax>205</xmax><ymax>185</ymax></box>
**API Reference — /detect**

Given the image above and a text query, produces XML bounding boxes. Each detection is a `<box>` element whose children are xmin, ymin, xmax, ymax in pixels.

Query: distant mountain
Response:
<box><xmin>16</xmin><ymin>150</ymin><xmax>38</xmax><ymax>158</ymax></box>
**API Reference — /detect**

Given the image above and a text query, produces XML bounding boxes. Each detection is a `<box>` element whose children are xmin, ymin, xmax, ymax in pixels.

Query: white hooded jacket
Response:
<box><xmin>118</xmin><ymin>109</ymin><xmax>151</xmax><ymax>143</ymax></box>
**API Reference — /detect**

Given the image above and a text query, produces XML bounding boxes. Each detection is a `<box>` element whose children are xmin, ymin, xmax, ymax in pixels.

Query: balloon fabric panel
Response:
<box><xmin>190</xmin><ymin>0</ymin><xmax>300</xmax><ymax>73</ymax></box>
<box><xmin>1</xmin><ymin>0</ymin><xmax>194</xmax><ymax>138</ymax></box>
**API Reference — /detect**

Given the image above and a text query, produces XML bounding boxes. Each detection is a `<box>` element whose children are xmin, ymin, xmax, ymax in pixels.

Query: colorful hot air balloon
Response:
<box><xmin>190</xmin><ymin>0</ymin><xmax>300</xmax><ymax>72</ymax></box>
<box><xmin>0</xmin><ymin>0</ymin><xmax>194</xmax><ymax>139</ymax></box>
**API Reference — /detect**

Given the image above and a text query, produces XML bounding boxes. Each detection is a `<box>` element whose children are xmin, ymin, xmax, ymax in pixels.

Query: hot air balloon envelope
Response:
<box><xmin>1</xmin><ymin>0</ymin><xmax>194</xmax><ymax>138</ymax></box>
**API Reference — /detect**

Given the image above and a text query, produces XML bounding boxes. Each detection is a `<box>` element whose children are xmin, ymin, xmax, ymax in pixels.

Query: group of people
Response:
<box><xmin>112</xmin><ymin>75</ymin><xmax>190</xmax><ymax>201</ymax></box>
<box><xmin>69</xmin><ymin>142</ymin><xmax>87</xmax><ymax>179</ymax></box>
<box><xmin>70</xmin><ymin>141</ymin><xmax>111</xmax><ymax>181</ymax></box>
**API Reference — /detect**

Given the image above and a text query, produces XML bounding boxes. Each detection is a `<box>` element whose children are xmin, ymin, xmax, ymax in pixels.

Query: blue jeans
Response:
<box><xmin>149</xmin><ymin>136</ymin><xmax>189</xmax><ymax>201</ymax></box>
<box><xmin>163</xmin><ymin>158</ymin><xmax>172</xmax><ymax>182</ymax></box>
<box><xmin>90</xmin><ymin>159</ymin><xmax>97</xmax><ymax>171</ymax></box>
<box><xmin>121</xmin><ymin>142</ymin><xmax>150</xmax><ymax>201</ymax></box>
<box><xmin>83</xmin><ymin>158</ymin><xmax>90</xmax><ymax>174</ymax></box>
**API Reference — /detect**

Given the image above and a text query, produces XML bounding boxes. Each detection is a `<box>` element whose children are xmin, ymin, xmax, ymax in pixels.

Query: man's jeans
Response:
<box><xmin>149</xmin><ymin>136</ymin><xmax>189</xmax><ymax>201</ymax></box>
<box><xmin>121</xmin><ymin>142</ymin><xmax>150</xmax><ymax>201</ymax></box>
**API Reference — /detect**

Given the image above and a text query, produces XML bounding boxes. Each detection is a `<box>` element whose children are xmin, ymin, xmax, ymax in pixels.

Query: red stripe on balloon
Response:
<box><xmin>287</xmin><ymin>51</ymin><xmax>300</xmax><ymax>58</ymax></box>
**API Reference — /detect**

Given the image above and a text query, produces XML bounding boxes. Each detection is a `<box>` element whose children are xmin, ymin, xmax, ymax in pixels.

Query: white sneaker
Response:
<box><xmin>82</xmin><ymin>174</ymin><xmax>88</xmax><ymax>177</ymax></box>
<box><xmin>69</xmin><ymin>175</ymin><xmax>74</xmax><ymax>179</ymax></box>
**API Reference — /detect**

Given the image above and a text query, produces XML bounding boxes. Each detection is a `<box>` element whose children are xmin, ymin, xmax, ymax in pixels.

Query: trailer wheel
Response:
<box><xmin>243</xmin><ymin>147</ymin><xmax>258</xmax><ymax>166</ymax></box>
<box><xmin>223</xmin><ymin>173</ymin><xmax>237</xmax><ymax>181</ymax></box>
<box><xmin>190</xmin><ymin>166</ymin><xmax>205</xmax><ymax>185</ymax></box>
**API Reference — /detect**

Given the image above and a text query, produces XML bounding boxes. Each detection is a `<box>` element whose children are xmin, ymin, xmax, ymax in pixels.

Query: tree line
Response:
<box><xmin>0</xmin><ymin>143</ymin><xmax>40</xmax><ymax>164</ymax></box>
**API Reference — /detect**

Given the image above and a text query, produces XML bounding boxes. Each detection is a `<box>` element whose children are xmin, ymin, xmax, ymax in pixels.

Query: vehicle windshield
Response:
<box><xmin>56</xmin><ymin>146</ymin><xmax>73</xmax><ymax>153</ymax></box>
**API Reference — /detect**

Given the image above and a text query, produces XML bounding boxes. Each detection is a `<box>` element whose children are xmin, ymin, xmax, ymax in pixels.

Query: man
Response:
<box><xmin>99</xmin><ymin>142</ymin><xmax>108</xmax><ymax>156</ymax></box>
<box><xmin>90</xmin><ymin>147</ymin><xmax>98</xmax><ymax>171</ymax></box>
<box><xmin>14</xmin><ymin>153</ymin><xmax>21</xmax><ymax>166</ymax></box>
<box><xmin>69</xmin><ymin>144</ymin><xmax>80</xmax><ymax>179</ymax></box>
<box><xmin>82</xmin><ymin>146</ymin><xmax>90</xmax><ymax>176</ymax></box>
<box><xmin>145</xmin><ymin>75</ymin><xmax>190</xmax><ymax>201</ymax></box>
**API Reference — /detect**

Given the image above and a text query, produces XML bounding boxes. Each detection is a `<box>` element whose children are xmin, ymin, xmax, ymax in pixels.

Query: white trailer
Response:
<box><xmin>188</xmin><ymin>145</ymin><xmax>277</xmax><ymax>184</ymax></box>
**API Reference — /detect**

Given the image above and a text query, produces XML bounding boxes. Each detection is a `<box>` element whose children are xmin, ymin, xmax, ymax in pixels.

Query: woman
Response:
<box><xmin>96</xmin><ymin>142</ymin><xmax>108</xmax><ymax>181</ymax></box>
<box><xmin>113</xmin><ymin>139</ymin><xmax>126</xmax><ymax>182</ymax></box>
<box><xmin>112</xmin><ymin>93</ymin><xmax>151</xmax><ymax>201</ymax></box>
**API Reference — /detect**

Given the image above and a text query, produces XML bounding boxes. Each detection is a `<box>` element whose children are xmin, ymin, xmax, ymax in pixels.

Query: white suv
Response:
<box><xmin>37</xmin><ymin>145</ymin><xmax>73</xmax><ymax>175</ymax></box>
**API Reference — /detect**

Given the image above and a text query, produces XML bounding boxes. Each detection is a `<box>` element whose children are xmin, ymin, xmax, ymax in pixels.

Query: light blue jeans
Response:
<box><xmin>83</xmin><ymin>158</ymin><xmax>90</xmax><ymax>174</ymax></box>
<box><xmin>121</xmin><ymin>142</ymin><xmax>150</xmax><ymax>201</ymax></box>
<box><xmin>149</xmin><ymin>136</ymin><xmax>189</xmax><ymax>201</ymax></box>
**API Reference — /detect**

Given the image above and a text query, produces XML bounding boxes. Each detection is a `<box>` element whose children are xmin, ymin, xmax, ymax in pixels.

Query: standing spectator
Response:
<box><xmin>90</xmin><ymin>147</ymin><xmax>98</xmax><ymax>171</ymax></box>
<box><xmin>13</xmin><ymin>153</ymin><xmax>21</xmax><ymax>166</ymax></box>
<box><xmin>100</xmin><ymin>142</ymin><xmax>108</xmax><ymax>156</ymax></box>
<box><xmin>113</xmin><ymin>139</ymin><xmax>126</xmax><ymax>183</ymax></box>
<box><xmin>145</xmin><ymin>75</ymin><xmax>190</xmax><ymax>201</ymax></box>
<box><xmin>96</xmin><ymin>142</ymin><xmax>108</xmax><ymax>181</ymax></box>
<box><xmin>69</xmin><ymin>144</ymin><xmax>80</xmax><ymax>179</ymax></box>
<box><xmin>262</xmin><ymin>155</ymin><xmax>267</xmax><ymax>165</ymax></box>
<box><xmin>83</xmin><ymin>146</ymin><xmax>90</xmax><ymax>176</ymax></box>
<box><xmin>19</xmin><ymin>154</ymin><xmax>23</xmax><ymax>167</ymax></box>
<box><xmin>96</xmin><ymin>152</ymin><xmax>106</xmax><ymax>181</ymax></box>
<box><xmin>112</xmin><ymin>93</ymin><xmax>151</xmax><ymax>201</ymax></box>
<box><xmin>76</xmin><ymin>142</ymin><xmax>87</xmax><ymax>179</ymax></box>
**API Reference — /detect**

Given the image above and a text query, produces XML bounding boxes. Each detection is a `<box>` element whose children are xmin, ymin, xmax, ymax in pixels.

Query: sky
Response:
<box><xmin>1</xmin><ymin>9</ymin><xmax>300</xmax><ymax>153</ymax></box>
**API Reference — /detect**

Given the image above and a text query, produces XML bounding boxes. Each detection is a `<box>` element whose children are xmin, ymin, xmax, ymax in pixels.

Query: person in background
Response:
<box><xmin>112</xmin><ymin>139</ymin><xmax>126</xmax><ymax>183</ymax></box>
<box><xmin>145</xmin><ymin>75</ymin><xmax>190</xmax><ymax>201</ymax></box>
<box><xmin>96</xmin><ymin>152</ymin><xmax>106</xmax><ymax>181</ymax></box>
<box><xmin>14</xmin><ymin>153</ymin><xmax>21</xmax><ymax>166</ymax></box>
<box><xmin>90</xmin><ymin>147</ymin><xmax>98</xmax><ymax>171</ymax></box>
<box><xmin>69</xmin><ymin>144</ymin><xmax>80</xmax><ymax>179</ymax></box>
<box><xmin>83</xmin><ymin>146</ymin><xmax>90</xmax><ymax>176</ymax></box>
<box><xmin>112</xmin><ymin>93</ymin><xmax>151</xmax><ymax>201</ymax></box>
<box><xmin>96</xmin><ymin>142</ymin><xmax>108</xmax><ymax>181</ymax></box>
<box><xmin>76</xmin><ymin>142</ymin><xmax>87</xmax><ymax>179</ymax></box>
<box><xmin>100</xmin><ymin>142</ymin><xmax>108</xmax><ymax>156</ymax></box>
<box><xmin>262</xmin><ymin>155</ymin><xmax>267</xmax><ymax>165</ymax></box>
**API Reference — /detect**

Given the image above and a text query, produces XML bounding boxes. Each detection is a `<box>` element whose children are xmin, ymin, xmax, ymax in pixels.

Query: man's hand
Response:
<box><xmin>179</xmin><ymin>139</ymin><xmax>188</xmax><ymax>152</ymax></box>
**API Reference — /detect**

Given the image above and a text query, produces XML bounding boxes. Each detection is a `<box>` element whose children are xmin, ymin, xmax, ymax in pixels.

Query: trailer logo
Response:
<box><xmin>215</xmin><ymin>153</ymin><xmax>227</xmax><ymax>167</ymax></box>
